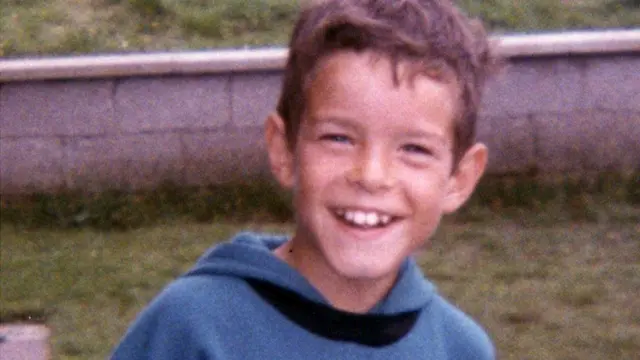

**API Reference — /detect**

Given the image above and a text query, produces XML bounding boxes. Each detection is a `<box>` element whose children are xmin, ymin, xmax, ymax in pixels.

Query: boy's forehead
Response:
<box><xmin>313</xmin><ymin>52</ymin><xmax>458</xmax><ymax>105</ymax></box>
<box><xmin>304</xmin><ymin>51</ymin><xmax>458</xmax><ymax>140</ymax></box>
<box><xmin>309</xmin><ymin>51</ymin><xmax>459</xmax><ymax>99</ymax></box>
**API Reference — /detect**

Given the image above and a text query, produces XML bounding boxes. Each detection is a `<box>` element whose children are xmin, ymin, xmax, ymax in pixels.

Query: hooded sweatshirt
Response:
<box><xmin>111</xmin><ymin>232</ymin><xmax>494</xmax><ymax>359</ymax></box>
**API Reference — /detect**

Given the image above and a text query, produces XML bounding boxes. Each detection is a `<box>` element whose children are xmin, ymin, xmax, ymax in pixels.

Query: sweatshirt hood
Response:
<box><xmin>183</xmin><ymin>231</ymin><xmax>436</xmax><ymax>315</ymax></box>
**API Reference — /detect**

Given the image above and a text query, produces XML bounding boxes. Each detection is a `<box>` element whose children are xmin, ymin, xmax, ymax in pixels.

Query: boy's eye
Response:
<box><xmin>319</xmin><ymin>133</ymin><xmax>352</xmax><ymax>144</ymax></box>
<box><xmin>401</xmin><ymin>144</ymin><xmax>433</xmax><ymax>156</ymax></box>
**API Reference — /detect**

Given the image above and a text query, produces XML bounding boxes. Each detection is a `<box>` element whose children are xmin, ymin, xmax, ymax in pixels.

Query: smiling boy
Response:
<box><xmin>112</xmin><ymin>0</ymin><xmax>496</xmax><ymax>359</ymax></box>
<box><xmin>268</xmin><ymin>50</ymin><xmax>488</xmax><ymax>316</ymax></box>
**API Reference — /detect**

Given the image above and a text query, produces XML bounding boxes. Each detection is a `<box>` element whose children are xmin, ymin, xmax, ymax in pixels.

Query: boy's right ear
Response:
<box><xmin>264</xmin><ymin>113</ymin><xmax>295</xmax><ymax>189</ymax></box>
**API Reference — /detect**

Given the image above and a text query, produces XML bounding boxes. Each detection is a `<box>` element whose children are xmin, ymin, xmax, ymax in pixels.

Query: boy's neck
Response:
<box><xmin>273</xmin><ymin>239</ymin><xmax>398</xmax><ymax>314</ymax></box>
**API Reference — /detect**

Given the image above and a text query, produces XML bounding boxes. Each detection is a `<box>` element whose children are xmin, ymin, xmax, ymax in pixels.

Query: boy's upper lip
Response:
<box><xmin>329</xmin><ymin>204</ymin><xmax>406</xmax><ymax>218</ymax></box>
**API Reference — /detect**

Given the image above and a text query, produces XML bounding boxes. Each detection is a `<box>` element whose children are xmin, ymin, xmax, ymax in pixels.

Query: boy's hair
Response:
<box><xmin>276</xmin><ymin>0</ymin><xmax>496</xmax><ymax>165</ymax></box>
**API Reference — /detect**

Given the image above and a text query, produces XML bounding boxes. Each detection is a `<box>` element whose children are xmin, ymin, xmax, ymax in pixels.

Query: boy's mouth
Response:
<box><xmin>333</xmin><ymin>208</ymin><xmax>396</xmax><ymax>229</ymax></box>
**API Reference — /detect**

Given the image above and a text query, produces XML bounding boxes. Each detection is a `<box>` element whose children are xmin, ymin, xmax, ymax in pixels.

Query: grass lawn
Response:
<box><xmin>2</xmin><ymin>0</ymin><xmax>640</xmax><ymax>57</ymax></box>
<box><xmin>2</xmin><ymin>212</ymin><xmax>639</xmax><ymax>359</ymax></box>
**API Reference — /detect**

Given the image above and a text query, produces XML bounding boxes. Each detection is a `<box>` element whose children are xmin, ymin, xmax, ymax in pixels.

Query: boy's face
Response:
<box><xmin>267</xmin><ymin>51</ymin><xmax>486</xmax><ymax>285</ymax></box>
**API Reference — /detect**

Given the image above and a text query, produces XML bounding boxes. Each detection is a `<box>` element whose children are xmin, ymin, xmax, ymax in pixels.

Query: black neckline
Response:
<box><xmin>245</xmin><ymin>278</ymin><xmax>421</xmax><ymax>347</ymax></box>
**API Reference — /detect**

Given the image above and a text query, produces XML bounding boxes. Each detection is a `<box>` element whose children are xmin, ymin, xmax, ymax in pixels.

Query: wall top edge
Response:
<box><xmin>1</xmin><ymin>29</ymin><xmax>639</xmax><ymax>82</ymax></box>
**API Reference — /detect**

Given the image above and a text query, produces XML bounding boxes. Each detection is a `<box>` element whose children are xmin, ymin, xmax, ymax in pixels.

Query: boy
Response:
<box><xmin>112</xmin><ymin>0</ymin><xmax>496</xmax><ymax>358</ymax></box>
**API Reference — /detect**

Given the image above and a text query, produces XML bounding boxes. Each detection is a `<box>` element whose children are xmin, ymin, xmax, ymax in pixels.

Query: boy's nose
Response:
<box><xmin>346</xmin><ymin>147</ymin><xmax>394</xmax><ymax>192</ymax></box>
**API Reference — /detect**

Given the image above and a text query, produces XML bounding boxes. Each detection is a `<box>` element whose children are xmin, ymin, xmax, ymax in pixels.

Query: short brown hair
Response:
<box><xmin>276</xmin><ymin>0</ymin><xmax>496</xmax><ymax>165</ymax></box>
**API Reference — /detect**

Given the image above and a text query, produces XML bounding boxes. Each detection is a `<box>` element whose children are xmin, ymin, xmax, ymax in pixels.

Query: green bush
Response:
<box><xmin>2</xmin><ymin>173</ymin><xmax>638</xmax><ymax>231</ymax></box>
<box><xmin>0</xmin><ymin>181</ymin><xmax>293</xmax><ymax>230</ymax></box>
<box><xmin>128</xmin><ymin>0</ymin><xmax>168</xmax><ymax>18</ymax></box>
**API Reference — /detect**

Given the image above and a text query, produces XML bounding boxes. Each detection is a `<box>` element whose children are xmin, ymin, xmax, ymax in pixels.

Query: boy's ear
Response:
<box><xmin>443</xmin><ymin>143</ymin><xmax>488</xmax><ymax>213</ymax></box>
<box><xmin>265</xmin><ymin>113</ymin><xmax>295</xmax><ymax>189</ymax></box>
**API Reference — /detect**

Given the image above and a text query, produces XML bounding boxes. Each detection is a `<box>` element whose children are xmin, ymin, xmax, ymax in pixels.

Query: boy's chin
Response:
<box><xmin>328</xmin><ymin>255</ymin><xmax>404</xmax><ymax>283</ymax></box>
<box><xmin>317</xmin><ymin>235</ymin><xmax>416</xmax><ymax>283</ymax></box>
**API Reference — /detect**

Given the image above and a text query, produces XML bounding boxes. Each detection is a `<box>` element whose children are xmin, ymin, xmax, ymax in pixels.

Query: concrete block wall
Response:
<box><xmin>0</xmin><ymin>72</ymin><xmax>280</xmax><ymax>193</ymax></box>
<box><xmin>478</xmin><ymin>54</ymin><xmax>640</xmax><ymax>174</ymax></box>
<box><xmin>1</xmin><ymin>31</ymin><xmax>639</xmax><ymax>194</ymax></box>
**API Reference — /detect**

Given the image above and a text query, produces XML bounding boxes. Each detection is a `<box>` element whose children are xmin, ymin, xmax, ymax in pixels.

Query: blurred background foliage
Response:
<box><xmin>2</xmin><ymin>172</ymin><xmax>638</xmax><ymax>231</ymax></box>
<box><xmin>1</xmin><ymin>0</ymin><xmax>639</xmax><ymax>57</ymax></box>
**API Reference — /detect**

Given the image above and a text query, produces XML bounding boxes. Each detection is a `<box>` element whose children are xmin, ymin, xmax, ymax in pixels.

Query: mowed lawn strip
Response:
<box><xmin>3</xmin><ymin>0</ymin><xmax>640</xmax><ymax>57</ymax></box>
<box><xmin>2</xmin><ymin>217</ymin><xmax>639</xmax><ymax>359</ymax></box>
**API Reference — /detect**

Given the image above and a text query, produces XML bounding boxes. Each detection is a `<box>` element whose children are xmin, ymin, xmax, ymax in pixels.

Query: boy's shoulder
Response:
<box><xmin>111</xmin><ymin>274</ymin><xmax>263</xmax><ymax>359</ymax></box>
<box><xmin>145</xmin><ymin>273</ymin><xmax>258</xmax><ymax>319</ymax></box>
<box><xmin>425</xmin><ymin>291</ymin><xmax>495</xmax><ymax>359</ymax></box>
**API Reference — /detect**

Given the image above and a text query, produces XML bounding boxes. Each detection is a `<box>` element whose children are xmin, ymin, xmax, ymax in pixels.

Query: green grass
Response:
<box><xmin>2</xmin><ymin>0</ymin><xmax>639</xmax><ymax>57</ymax></box>
<box><xmin>2</xmin><ymin>216</ymin><xmax>639</xmax><ymax>359</ymax></box>
<box><xmin>2</xmin><ymin>173</ymin><xmax>640</xmax><ymax>359</ymax></box>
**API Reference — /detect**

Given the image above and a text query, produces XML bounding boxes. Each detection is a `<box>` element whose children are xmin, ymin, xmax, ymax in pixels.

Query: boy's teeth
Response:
<box><xmin>345</xmin><ymin>211</ymin><xmax>355</xmax><ymax>222</ymax></box>
<box><xmin>336</xmin><ymin>209</ymin><xmax>392</xmax><ymax>227</ymax></box>
<box><xmin>365</xmin><ymin>213</ymin><xmax>377</xmax><ymax>226</ymax></box>
<box><xmin>354</xmin><ymin>212</ymin><xmax>367</xmax><ymax>225</ymax></box>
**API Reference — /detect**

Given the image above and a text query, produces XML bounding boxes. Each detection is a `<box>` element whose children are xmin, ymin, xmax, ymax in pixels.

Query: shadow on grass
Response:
<box><xmin>0</xmin><ymin>179</ymin><xmax>293</xmax><ymax>231</ymax></box>
<box><xmin>454</xmin><ymin>170</ymin><xmax>640</xmax><ymax>224</ymax></box>
<box><xmin>1</xmin><ymin>171</ymin><xmax>638</xmax><ymax>231</ymax></box>
<box><xmin>0</xmin><ymin>307</ymin><xmax>50</xmax><ymax>324</ymax></box>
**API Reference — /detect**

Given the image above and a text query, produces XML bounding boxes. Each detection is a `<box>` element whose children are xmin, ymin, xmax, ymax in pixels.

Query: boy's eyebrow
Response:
<box><xmin>309</xmin><ymin>115</ymin><xmax>361</xmax><ymax>130</ymax></box>
<box><xmin>398</xmin><ymin>128</ymin><xmax>450</xmax><ymax>144</ymax></box>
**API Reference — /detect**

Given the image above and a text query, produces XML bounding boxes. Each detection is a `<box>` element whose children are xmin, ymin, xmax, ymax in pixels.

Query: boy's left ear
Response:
<box><xmin>443</xmin><ymin>143</ymin><xmax>488</xmax><ymax>213</ymax></box>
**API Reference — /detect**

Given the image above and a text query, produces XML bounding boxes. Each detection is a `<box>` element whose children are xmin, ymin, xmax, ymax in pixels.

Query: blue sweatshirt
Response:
<box><xmin>111</xmin><ymin>232</ymin><xmax>494</xmax><ymax>359</ymax></box>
